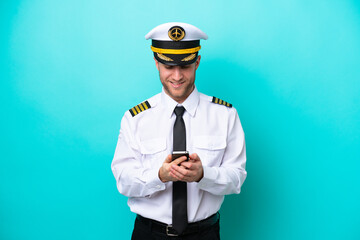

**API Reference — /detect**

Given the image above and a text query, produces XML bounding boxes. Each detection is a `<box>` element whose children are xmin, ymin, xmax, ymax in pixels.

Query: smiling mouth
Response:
<box><xmin>170</xmin><ymin>81</ymin><xmax>184</xmax><ymax>88</ymax></box>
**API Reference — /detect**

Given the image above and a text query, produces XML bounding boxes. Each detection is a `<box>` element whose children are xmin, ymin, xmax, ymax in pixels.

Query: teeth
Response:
<box><xmin>171</xmin><ymin>82</ymin><xmax>183</xmax><ymax>88</ymax></box>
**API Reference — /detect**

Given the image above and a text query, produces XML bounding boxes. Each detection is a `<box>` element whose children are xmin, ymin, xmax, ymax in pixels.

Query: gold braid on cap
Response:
<box><xmin>181</xmin><ymin>54</ymin><xmax>196</xmax><ymax>62</ymax></box>
<box><xmin>157</xmin><ymin>53</ymin><xmax>174</xmax><ymax>61</ymax></box>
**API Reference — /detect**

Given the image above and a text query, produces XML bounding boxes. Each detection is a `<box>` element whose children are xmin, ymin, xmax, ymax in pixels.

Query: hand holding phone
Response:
<box><xmin>172</xmin><ymin>151</ymin><xmax>189</xmax><ymax>164</ymax></box>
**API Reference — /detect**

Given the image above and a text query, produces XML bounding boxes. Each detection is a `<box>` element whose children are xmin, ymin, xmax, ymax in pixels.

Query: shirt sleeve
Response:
<box><xmin>197</xmin><ymin>108</ymin><xmax>247</xmax><ymax>195</ymax></box>
<box><xmin>111</xmin><ymin>113</ymin><xmax>166</xmax><ymax>198</ymax></box>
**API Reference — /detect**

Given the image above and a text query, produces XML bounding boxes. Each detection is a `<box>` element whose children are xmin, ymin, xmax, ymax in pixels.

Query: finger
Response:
<box><xmin>170</xmin><ymin>167</ymin><xmax>188</xmax><ymax>181</ymax></box>
<box><xmin>171</xmin><ymin>163</ymin><xmax>190</xmax><ymax>176</ymax></box>
<box><xmin>172</xmin><ymin>156</ymin><xmax>188</xmax><ymax>165</ymax></box>
<box><xmin>189</xmin><ymin>153</ymin><xmax>200</xmax><ymax>161</ymax></box>
<box><xmin>180</xmin><ymin>161</ymin><xmax>193</xmax><ymax>169</ymax></box>
<box><xmin>169</xmin><ymin>171</ymin><xmax>180</xmax><ymax>181</ymax></box>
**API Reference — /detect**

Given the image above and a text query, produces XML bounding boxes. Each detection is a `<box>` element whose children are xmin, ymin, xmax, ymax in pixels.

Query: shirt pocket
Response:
<box><xmin>192</xmin><ymin>136</ymin><xmax>226</xmax><ymax>167</ymax></box>
<box><xmin>140</xmin><ymin>138</ymin><xmax>167</xmax><ymax>169</ymax></box>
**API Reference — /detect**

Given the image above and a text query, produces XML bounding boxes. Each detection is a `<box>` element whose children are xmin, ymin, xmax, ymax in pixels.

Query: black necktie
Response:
<box><xmin>172</xmin><ymin>106</ymin><xmax>188</xmax><ymax>234</ymax></box>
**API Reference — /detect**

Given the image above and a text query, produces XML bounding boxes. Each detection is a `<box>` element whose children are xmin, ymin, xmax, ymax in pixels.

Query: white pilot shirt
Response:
<box><xmin>111</xmin><ymin>87</ymin><xmax>247</xmax><ymax>224</ymax></box>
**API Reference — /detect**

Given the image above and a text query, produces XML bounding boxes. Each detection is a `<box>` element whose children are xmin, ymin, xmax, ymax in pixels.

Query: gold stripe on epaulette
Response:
<box><xmin>129</xmin><ymin>100</ymin><xmax>151</xmax><ymax>117</ymax></box>
<box><xmin>212</xmin><ymin>97</ymin><xmax>232</xmax><ymax>108</ymax></box>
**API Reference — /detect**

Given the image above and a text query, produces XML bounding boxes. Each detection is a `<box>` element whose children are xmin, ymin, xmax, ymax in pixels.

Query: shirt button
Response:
<box><xmin>156</xmin><ymin>185</ymin><xmax>161</xmax><ymax>189</ymax></box>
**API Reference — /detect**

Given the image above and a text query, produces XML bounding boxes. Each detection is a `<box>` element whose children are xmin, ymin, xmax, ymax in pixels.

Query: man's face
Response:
<box><xmin>155</xmin><ymin>56</ymin><xmax>201</xmax><ymax>103</ymax></box>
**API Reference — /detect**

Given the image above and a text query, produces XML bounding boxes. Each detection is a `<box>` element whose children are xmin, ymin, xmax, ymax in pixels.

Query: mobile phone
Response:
<box><xmin>172</xmin><ymin>151</ymin><xmax>189</xmax><ymax>161</ymax></box>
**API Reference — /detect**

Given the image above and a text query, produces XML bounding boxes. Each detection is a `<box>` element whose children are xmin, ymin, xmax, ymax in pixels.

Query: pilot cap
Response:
<box><xmin>145</xmin><ymin>22</ymin><xmax>208</xmax><ymax>66</ymax></box>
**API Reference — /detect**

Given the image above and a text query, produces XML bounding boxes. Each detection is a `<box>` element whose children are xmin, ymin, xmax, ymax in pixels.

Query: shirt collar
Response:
<box><xmin>161</xmin><ymin>87</ymin><xmax>200</xmax><ymax>118</ymax></box>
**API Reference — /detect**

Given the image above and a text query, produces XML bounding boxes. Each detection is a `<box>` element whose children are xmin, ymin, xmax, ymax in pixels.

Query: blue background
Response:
<box><xmin>1</xmin><ymin>0</ymin><xmax>360</xmax><ymax>239</ymax></box>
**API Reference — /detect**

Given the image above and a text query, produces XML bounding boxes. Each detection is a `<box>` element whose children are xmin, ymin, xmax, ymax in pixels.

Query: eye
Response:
<box><xmin>164</xmin><ymin>65</ymin><xmax>174</xmax><ymax>70</ymax></box>
<box><xmin>181</xmin><ymin>65</ymin><xmax>190</xmax><ymax>69</ymax></box>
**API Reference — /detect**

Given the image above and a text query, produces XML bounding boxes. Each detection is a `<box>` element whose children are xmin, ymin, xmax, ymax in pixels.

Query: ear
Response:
<box><xmin>154</xmin><ymin>57</ymin><xmax>159</xmax><ymax>71</ymax></box>
<box><xmin>195</xmin><ymin>55</ymin><xmax>201</xmax><ymax>70</ymax></box>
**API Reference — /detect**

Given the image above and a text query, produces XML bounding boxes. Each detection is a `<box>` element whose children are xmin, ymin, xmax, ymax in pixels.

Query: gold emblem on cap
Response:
<box><xmin>157</xmin><ymin>53</ymin><xmax>174</xmax><ymax>62</ymax></box>
<box><xmin>168</xmin><ymin>26</ymin><xmax>185</xmax><ymax>41</ymax></box>
<box><xmin>181</xmin><ymin>54</ymin><xmax>196</xmax><ymax>62</ymax></box>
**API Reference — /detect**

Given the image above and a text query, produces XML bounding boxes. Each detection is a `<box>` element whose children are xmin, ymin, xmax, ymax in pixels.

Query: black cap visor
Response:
<box><xmin>154</xmin><ymin>52</ymin><xmax>199</xmax><ymax>66</ymax></box>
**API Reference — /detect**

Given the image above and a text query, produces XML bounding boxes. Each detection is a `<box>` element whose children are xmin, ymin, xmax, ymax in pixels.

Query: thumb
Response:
<box><xmin>164</xmin><ymin>154</ymin><xmax>172</xmax><ymax>163</ymax></box>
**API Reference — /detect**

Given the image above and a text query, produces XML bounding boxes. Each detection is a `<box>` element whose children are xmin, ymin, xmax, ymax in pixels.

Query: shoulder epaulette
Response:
<box><xmin>212</xmin><ymin>97</ymin><xmax>232</xmax><ymax>108</ymax></box>
<box><xmin>129</xmin><ymin>100</ymin><xmax>151</xmax><ymax>117</ymax></box>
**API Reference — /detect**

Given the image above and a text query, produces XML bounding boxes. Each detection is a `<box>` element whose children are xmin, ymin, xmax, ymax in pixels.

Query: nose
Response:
<box><xmin>172</xmin><ymin>67</ymin><xmax>183</xmax><ymax>81</ymax></box>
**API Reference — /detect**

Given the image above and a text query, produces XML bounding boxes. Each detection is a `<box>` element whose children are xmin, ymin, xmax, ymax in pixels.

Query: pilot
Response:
<box><xmin>111</xmin><ymin>22</ymin><xmax>247</xmax><ymax>239</ymax></box>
